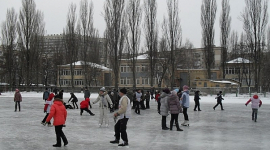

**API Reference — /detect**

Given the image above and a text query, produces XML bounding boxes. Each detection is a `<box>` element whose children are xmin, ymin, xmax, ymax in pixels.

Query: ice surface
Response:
<box><xmin>0</xmin><ymin>93</ymin><xmax>270</xmax><ymax>150</ymax></box>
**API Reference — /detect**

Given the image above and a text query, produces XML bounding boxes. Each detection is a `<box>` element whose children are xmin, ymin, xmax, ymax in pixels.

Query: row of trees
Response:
<box><xmin>1</xmin><ymin>0</ymin><xmax>270</xmax><ymax>91</ymax></box>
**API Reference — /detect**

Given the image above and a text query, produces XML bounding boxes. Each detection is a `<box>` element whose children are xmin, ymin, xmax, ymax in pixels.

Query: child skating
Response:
<box><xmin>245</xmin><ymin>94</ymin><xmax>262</xmax><ymax>122</ymax></box>
<box><xmin>213</xmin><ymin>91</ymin><xmax>224</xmax><ymax>110</ymax></box>
<box><xmin>80</xmin><ymin>98</ymin><xmax>95</xmax><ymax>116</ymax></box>
<box><xmin>41</xmin><ymin>92</ymin><xmax>54</xmax><ymax>126</ymax></box>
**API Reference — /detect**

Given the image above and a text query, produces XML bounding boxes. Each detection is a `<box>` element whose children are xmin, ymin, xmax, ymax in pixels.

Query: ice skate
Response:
<box><xmin>181</xmin><ymin>121</ymin><xmax>186</xmax><ymax>126</ymax></box>
<box><xmin>118</xmin><ymin>141</ymin><xmax>129</xmax><ymax>147</ymax></box>
<box><xmin>110</xmin><ymin>139</ymin><xmax>119</xmax><ymax>144</ymax></box>
<box><xmin>47</xmin><ymin>124</ymin><xmax>53</xmax><ymax>127</ymax></box>
<box><xmin>182</xmin><ymin>121</ymin><xmax>189</xmax><ymax>126</ymax></box>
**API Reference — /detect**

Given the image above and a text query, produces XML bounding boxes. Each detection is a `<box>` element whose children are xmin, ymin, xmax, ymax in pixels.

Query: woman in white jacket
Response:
<box><xmin>93</xmin><ymin>87</ymin><xmax>113</xmax><ymax>127</ymax></box>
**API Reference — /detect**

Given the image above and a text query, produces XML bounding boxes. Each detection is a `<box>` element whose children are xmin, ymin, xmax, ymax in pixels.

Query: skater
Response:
<box><xmin>41</xmin><ymin>92</ymin><xmax>54</xmax><ymax>126</ymax></box>
<box><xmin>140</xmin><ymin>90</ymin><xmax>146</xmax><ymax>110</ymax></box>
<box><xmin>135</xmin><ymin>89</ymin><xmax>142</xmax><ymax>114</ymax></box>
<box><xmin>45</xmin><ymin>95</ymin><xmax>68</xmax><ymax>147</ymax></box>
<box><xmin>108</xmin><ymin>91</ymin><xmax>114</xmax><ymax>113</ymax></box>
<box><xmin>150</xmin><ymin>87</ymin><xmax>155</xmax><ymax>99</ymax></box>
<box><xmin>194</xmin><ymin>91</ymin><xmax>201</xmax><ymax>111</ymax></box>
<box><xmin>92</xmin><ymin>87</ymin><xmax>113</xmax><ymax>127</ymax></box>
<box><xmin>110</xmin><ymin>88</ymin><xmax>131</xmax><ymax>147</ymax></box>
<box><xmin>181</xmin><ymin>85</ymin><xmax>190</xmax><ymax>126</ymax></box>
<box><xmin>84</xmin><ymin>87</ymin><xmax>92</xmax><ymax>108</ymax></box>
<box><xmin>145</xmin><ymin>91</ymin><xmax>150</xmax><ymax>109</ymax></box>
<box><xmin>14</xmin><ymin>89</ymin><xmax>22</xmax><ymax>112</ymax></box>
<box><xmin>213</xmin><ymin>91</ymin><xmax>224</xmax><ymax>110</ymax></box>
<box><xmin>68</xmin><ymin>93</ymin><xmax>78</xmax><ymax>109</ymax></box>
<box><xmin>80</xmin><ymin>98</ymin><xmax>95</xmax><ymax>116</ymax></box>
<box><xmin>160</xmin><ymin>88</ymin><xmax>171</xmax><ymax>130</ymax></box>
<box><xmin>245</xmin><ymin>93</ymin><xmax>262</xmax><ymax>122</ymax></box>
<box><xmin>43</xmin><ymin>88</ymin><xmax>50</xmax><ymax>101</ymax></box>
<box><xmin>155</xmin><ymin>90</ymin><xmax>161</xmax><ymax>114</ymax></box>
<box><xmin>168</xmin><ymin>90</ymin><xmax>183</xmax><ymax>131</ymax></box>
<box><xmin>59</xmin><ymin>90</ymin><xmax>64</xmax><ymax>99</ymax></box>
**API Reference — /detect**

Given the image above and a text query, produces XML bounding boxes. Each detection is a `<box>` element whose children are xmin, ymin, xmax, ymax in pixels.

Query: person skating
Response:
<box><xmin>181</xmin><ymin>85</ymin><xmax>190</xmax><ymax>126</ymax></box>
<box><xmin>41</xmin><ymin>92</ymin><xmax>54</xmax><ymax>126</ymax></box>
<box><xmin>92</xmin><ymin>87</ymin><xmax>113</xmax><ymax>127</ymax></box>
<box><xmin>245</xmin><ymin>93</ymin><xmax>262</xmax><ymax>122</ymax></box>
<box><xmin>160</xmin><ymin>88</ymin><xmax>171</xmax><ymax>130</ymax></box>
<box><xmin>43</xmin><ymin>88</ymin><xmax>50</xmax><ymax>102</ymax></box>
<box><xmin>213</xmin><ymin>91</ymin><xmax>224</xmax><ymax>110</ymax></box>
<box><xmin>194</xmin><ymin>91</ymin><xmax>201</xmax><ymax>111</ymax></box>
<box><xmin>14</xmin><ymin>89</ymin><xmax>22</xmax><ymax>112</ymax></box>
<box><xmin>80</xmin><ymin>98</ymin><xmax>95</xmax><ymax>116</ymax></box>
<box><xmin>135</xmin><ymin>89</ymin><xmax>142</xmax><ymax>114</ymax></box>
<box><xmin>59</xmin><ymin>90</ymin><xmax>64</xmax><ymax>99</ymax></box>
<box><xmin>45</xmin><ymin>95</ymin><xmax>68</xmax><ymax>147</ymax></box>
<box><xmin>110</xmin><ymin>88</ymin><xmax>131</xmax><ymax>147</ymax></box>
<box><xmin>168</xmin><ymin>90</ymin><xmax>183</xmax><ymax>131</ymax></box>
<box><xmin>68</xmin><ymin>93</ymin><xmax>78</xmax><ymax>109</ymax></box>
<box><xmin>108</xmin><ymin>91</ymin><xmax>114</xmax><ymax>113</ymax></box>
<box><xmin>140</xmin><ymin>90</ymin><xmax>146</xmax><ymax>110</ymax></box>
<box><xmin>145</xmin><ymin>91</ymin><xmax>150</xmax><ymax>109</ymax></box>
<box><xmin>155</xmin><ymin>90</ymin><xmax>161</xmax><ymax>114</ymax></box>
<box><xmin>84</xmin><ymin>87</ymin><xmax>92</xmax><ymax>108</ymax></box>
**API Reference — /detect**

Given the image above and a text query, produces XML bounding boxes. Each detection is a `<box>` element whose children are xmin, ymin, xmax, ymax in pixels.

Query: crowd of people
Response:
<box><xmin>12</xmin><ymin>86</ymin><xmax>263</xmax><ymax>147</ymax></box>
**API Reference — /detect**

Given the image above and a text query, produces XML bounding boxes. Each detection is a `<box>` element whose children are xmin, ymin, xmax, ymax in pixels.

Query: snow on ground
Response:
<box><xmin>1</xmin><ymin>92</ymin><xmax>270</xmax><ymax>150</ymax></box>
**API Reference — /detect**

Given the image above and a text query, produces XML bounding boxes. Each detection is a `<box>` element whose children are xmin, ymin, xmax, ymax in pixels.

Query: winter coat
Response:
<box><xmin>245</xmin><ymin>95</ymin><xmax>262</xmax><ymax>109</ymax></box>
<box><xmin>93</xmin><ymin>92</ymin><xmax>113</xmax><ymax>109</ymax></box>
<box><xmin>144</xmin><ymin>93</ymin><xmax>150</xmax><ymax>101</ymax></box>
<box><xmin>126</xmin><ymin>90</ymin><xmax>134</xmax><ymax>102</ymax></box>
<box><xmin>135</xmin><ymin>92</ymin><xmax>142</xmax><ymax>102</ymax></box>
<box><xmin>59</xmin><ymin>91</ymin><xmax>63</xmax><ymax>99</ymax></box>
<box><xmin>194</xmin><ymin>93</ymin><xmax>200</xmax><ymax>101</ymax></box>
<box><xmin>14</xmin><ymin>92</ymin><xmax>22</xmax><ymax>102</ymax></box>
<box><xmin>160</xmin><ymin>92</ymin><xmax>170</xmax><ymax>116</ymax></box>
<box><xmin>68</xmin><ymin>94</ymin><xmax>78</xmax><ymax>103</ymax></box>
<box><xmin>80</xmin><ymin>98</ymin><xmax>90</xmax><ymax>109</ymax></box>
<box><xmin>84</xmin><ymin>90</ymin><xmax>91</xmax><ymax>98</ymax></box>
<box><xmin>44</xmin><ymin>93</ymin><xmax>55</xmax><ymax>113</ymax></box>
<box><xmin>181</xmin><ymin>91</ymin><xmax>190</xmax><ymax>108</ymax></box>
<box><xmin>168</xmin><ymin>94</ymin><xmax>181</xmax><ymax>114</ymax></box>
<box><xmin>155</xmin><ymin>93</ymin><xmax>160</xmax><ymax>102</ymax></box>
<box><xmin>43</xmin><ymin>90</ymin><xmax>50</xmax><ymax>100</ymax></box>
<box><xmin>215</xmin><ymin>94</ymin><xmax>224</xmax><ymax>102</ymax></box>
<box><xmin>117</xmin><ymin>95</ymin><xmax>131</xmax><ymax>119</ymax></box>
<box><xmin>46</xmin><ymin>98</ymin><xmax>67</xmax><ymax>126</ymax></box>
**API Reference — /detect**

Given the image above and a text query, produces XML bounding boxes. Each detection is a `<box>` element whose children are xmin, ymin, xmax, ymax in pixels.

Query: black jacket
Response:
<box><xmin>194</xmin><ymin>93</ymin><xmax>200</xmax><ymax>101</ymax></box>
<box><xmin>68</xmin><ymin>94</ymin><xmax>78</xmax><ymax>102</ymax></box>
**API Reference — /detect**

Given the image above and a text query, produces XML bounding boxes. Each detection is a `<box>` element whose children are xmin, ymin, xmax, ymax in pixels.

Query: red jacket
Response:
<box><xmin>46</xmin><ymin>99</ymin><xmax>67</xmax><ymax>126</ymax></box>
<box><xmin>155</xmin><ymin>93</ymin><xmax>160</xmax><ymax>101</ymax></box>
<box><xmin>80</xmin><ymin>98</ymin><xmax>90</xmax><ymax>109</ymax></box>
<box><xmin>44</xmin><ymin>93</ymin><xmax>54</xmax><ymax>111</ymax></box>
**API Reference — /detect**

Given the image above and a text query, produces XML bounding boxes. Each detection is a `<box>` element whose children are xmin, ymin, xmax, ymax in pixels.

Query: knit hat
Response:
<box><xmin>15</xmin><ymin>89</ymin><xmax>19</xmax><ymax>92</ymax></box>
<box><xmin>120</xmin><ymin>88</ymin><xmax>127</xmax><ymax>94</ymax></box>
<box><xmin>183</xmin><ymin>85</ymin><xmax>189</xmax><ymax>90</ymax></box>
<box><xmin>100</xmin><ymin>87</ymin><xmax>106</xmax><ymax>92</ymax></box>
<box><xmin>163</xmin><ymin>88</ymin><xmax>170</xmax><ymax>94</ymax></box>
<box><xmin>174</xmin><ymin>88</ymin><xmax>179</xmax><ymax>93</ymax></box>
<box><xmin>253</xmin><ymin>93</ymin><xmax>258</xmax><ymax>99</ymax></box>
<box><xmin>54</xmin><ymin>94</ymin><xmax>62</xmax><ymax>99</ymax></box>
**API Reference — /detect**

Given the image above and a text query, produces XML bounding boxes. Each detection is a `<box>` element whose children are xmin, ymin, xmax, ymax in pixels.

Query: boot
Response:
<box><xmin>53</xmin><ymin>144</ymin><xmax>61</xmax><ymax>147</ymax></box>
<box><xmin>110</xmin><ymin>139</ymin><xmax>119</xmax><ymax>144</ymax></box>
<box><xmin>176</xmin><ymin>122</ymin><xmax>183</xmax><ymax>131</ymax></box>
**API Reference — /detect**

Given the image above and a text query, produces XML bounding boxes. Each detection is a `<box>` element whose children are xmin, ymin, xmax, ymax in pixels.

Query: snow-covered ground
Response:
<box><xmin>1</xmin><ymin>92</ymin><xmax>270</xmax><ymax>150</ymax></box>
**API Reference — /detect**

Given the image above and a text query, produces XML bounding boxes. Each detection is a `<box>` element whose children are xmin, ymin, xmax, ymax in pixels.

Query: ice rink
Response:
<box><xmin>1</xmin><ymin>93</ymin><xmax>270</xmax><ymax>150</ymax></box>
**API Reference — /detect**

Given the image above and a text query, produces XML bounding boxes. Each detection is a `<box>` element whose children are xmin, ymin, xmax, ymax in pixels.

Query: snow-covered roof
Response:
<box><xmin>227</xmin><ymin>57</ymin><xmax>251</xmax><ymax>64</ymax></box>
<box><xmin>211</xmin><ymin>80</ymin><xmax>238</xmax><ymax>85</ymax></box>
<box><xmin>61</xmin><ymin>61</ymin><xmax>111</xmax><ymax>71</ymax></box>
<box><xmin>136</xmin><ymin>54</ymin><xmax>148</xmax><ymax>60</ymax></box>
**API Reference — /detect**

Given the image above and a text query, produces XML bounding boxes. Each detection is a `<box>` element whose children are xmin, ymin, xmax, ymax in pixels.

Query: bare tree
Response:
<box><xmin>63</xmin><ymin>3</ymin><xmax>79</xmax><ymax>91</ymax></box>
<box><xmin>17</xmin><ymin>0</ymin><xmax>45</xmax><ymax>91</ymax></box>
<box><xmin>201</xmin><ymin>0</ymin><xmax>217</xmax><ymax>79</ymax></box>
<box><xmin>104</xmin><ymin>0</ymin><xmax>127</xmax><ymax>90</ymax></box>
<box><xmin>1</xmin><ymin>8</ymin><xmax>17</xmax><ymax>89</ymax></box>
<box><xmin>229</xmin><ymin>30</ymin><xmax>239</xmax><ymax>59</ymax></box>
<box><xmin>241</xmin><ymin>0</ymin><xmax>268</xmax><ymax>91</ymax></box>
<box><xmin>126</xmin><ymin>0</ymin><xmax>142</xmax><ymax>90</ymax></box>
<box><xmin>144</xmin><ymin>0</ymin><xmax>158</xmax><ymax>87</ymax></box>
<box><xmin>162</xmin><ymin>0</ymin><xmax>182</xmax><ymax>89</ymax></box>
<box><xmin>220</xmin><ymin>0</ymin><xmax>231</xmax><ymax>79</ymax></box>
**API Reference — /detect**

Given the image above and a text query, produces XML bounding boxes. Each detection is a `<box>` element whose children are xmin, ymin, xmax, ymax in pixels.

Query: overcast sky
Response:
<box><xmin>0</xmin><ymin>0</ymin><xmax>265</xmax><ymax>48</ymax></box>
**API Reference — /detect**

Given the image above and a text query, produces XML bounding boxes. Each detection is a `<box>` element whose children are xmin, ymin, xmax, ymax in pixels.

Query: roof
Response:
<box><xmin>210</xmin><ymin>80</ymin><xmax>238</xmax><ymax>85</ymax></box>
<box><xmin>61</xmin><ymin>61</ymin><xmax>111</xmax><ymax>71</ymax></box>
<box><xmin>227</xmin><ymin>57</ymin><xmax>251</xmax><ymax>64</ymax></box>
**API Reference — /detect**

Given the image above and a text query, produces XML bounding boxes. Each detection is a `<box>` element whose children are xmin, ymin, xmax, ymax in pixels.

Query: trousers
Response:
<box><xmin>114</xmin><ymin>118</ymin><xmax>129</xmax><ymax>143</ymax></box>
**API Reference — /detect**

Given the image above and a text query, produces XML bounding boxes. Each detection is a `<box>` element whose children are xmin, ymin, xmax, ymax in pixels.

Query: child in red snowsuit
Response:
<box><xmin>80</xmin><ymin>98</ymin><xmax>95</xmax><ymax>116</ymax></box>
<box><xmin>41</xmin><ymin>93</ymin><xmax>54</xmax><ymax>126</ymax></box>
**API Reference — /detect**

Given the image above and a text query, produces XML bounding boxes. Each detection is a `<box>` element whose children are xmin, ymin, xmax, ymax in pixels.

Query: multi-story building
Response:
<box><xmin>57</xmin><ymin>61</ymin><xmax>112</xmax><ymax>88</ymax></box>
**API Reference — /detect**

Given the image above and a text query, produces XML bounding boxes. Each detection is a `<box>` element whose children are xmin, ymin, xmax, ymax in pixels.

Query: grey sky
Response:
<box><xmin>0</xmin><ymin>0</ymin><xmax>262</xmax><ymax>48</ymax></box>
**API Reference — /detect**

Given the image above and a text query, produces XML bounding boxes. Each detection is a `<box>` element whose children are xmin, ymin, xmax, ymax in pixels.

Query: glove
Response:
<box><xmin>245</xmin><ymin>104</ymin><xmax>247</xmax><ymax>106</ymax></box>
<box><xmin>44</xmin><ymin>111</ymin><xmax>46</xmax><ymax>113</ymax></box>
<box><xmin>110</xmin><ymin>105</ymin><xmax>113</xmax><ymax>108</ymax></box>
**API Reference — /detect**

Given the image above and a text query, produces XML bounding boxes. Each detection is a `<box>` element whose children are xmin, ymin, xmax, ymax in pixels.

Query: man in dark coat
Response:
<box><xmin>84</xmin><ymin>87</ymin><xmax>91</xmax><ymax>108</ymax></box>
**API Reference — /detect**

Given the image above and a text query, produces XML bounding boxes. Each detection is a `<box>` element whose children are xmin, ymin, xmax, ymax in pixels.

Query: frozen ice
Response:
<box><xmin>0</xmin><ymin>92</ymin><xmax>270</xmax><ymax>150</ymax></box>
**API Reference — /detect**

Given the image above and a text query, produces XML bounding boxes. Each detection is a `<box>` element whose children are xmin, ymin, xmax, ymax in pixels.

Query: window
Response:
<box><xmin>74</xmin><ymin>70</ymin><xmax>82</xmax><ymax>76</ymax></box>
<box><xmin>74</xmin><ymin>80</ymin><xmax>83</xmax><ymax>85</ymax></box>
<box><xmin>142</xmin><ymin>78</ymin><xmax>149</xmax><ymax>85</ymax></box>
<box><xmin>62</xmin><ymin>70</ymin><xmax>70</xmax><ymax>76</ymax></box>
<box><xmin>141</xmin><ymin>65</ymin><xmax>148</xmax><ymax>72</ymax></box>
<box><xmin>120</xmin><ymin>65</ymin><xmax>130</xmax><ymax>73</ymax></box>
<box><xmin>136</xmin><ymin>78</ymin><xmax>140</xmax><ymax>85</ymax></box>
<box><xmin>198</xmin><ymin>82</ymin><xmax>201</xmax><ymax>85</ymax></box>
<box><xmin>204</xmin><ymin>82</ymin><xmax>207</xmax><ymax>87</ymax></box>
<box><xmin>136</xmin><ymin>66</ymin><xmax>140</xmax><ymax>72</ymax></box>
<box><xmin>126</xmin><ymin>78</ymin><xmax>131</xmax><ymax>85</ymax></box>
<box><xmin>60</xmin><ymin>79</ymin><xmax>71</xmax><ymax>85</ymax></box>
